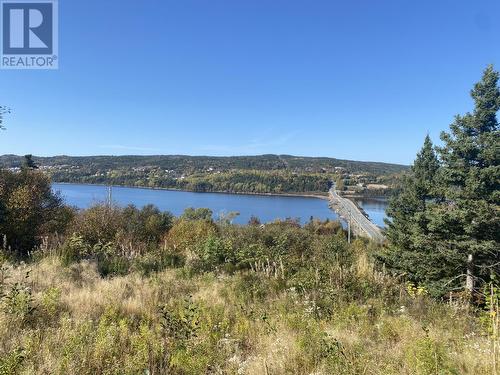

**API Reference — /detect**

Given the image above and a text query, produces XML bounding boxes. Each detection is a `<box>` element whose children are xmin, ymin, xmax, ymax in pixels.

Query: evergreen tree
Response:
<box><xmin>383</xmin><ymin>66</ymin><xmax>500</xmax><ymax>296</ymax></box>
<box><xmin>382</xmin><ymin>135</ymin><xmax>442</xmax><ymax>292</ymax></box>
<box><xmin>413</xmin><ymin>135</ymin><xmax>440</xmax><ymax>203</ymax></box>
<box><xmin>433</xmin><ymin>65</ymin><xmax>500</xmax><ymax>292</ymax></box>
<box><xmin>22</xmin><ymin>154</ymin><xmax>38</xmax><ymax>170</ymax></box>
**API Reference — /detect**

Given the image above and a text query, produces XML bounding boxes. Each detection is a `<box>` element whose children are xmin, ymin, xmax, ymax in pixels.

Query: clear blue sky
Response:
<box><xmin>1</xmin><ymin>0</ymin><xmax>499</xmax><ymax>164</ymax></box>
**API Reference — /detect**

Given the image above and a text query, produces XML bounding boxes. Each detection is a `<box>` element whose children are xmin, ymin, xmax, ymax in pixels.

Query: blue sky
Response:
<box><xmin>0</xmin><ymin>0</ymin><xmax>499</xmax><ymax>164</ymax></box>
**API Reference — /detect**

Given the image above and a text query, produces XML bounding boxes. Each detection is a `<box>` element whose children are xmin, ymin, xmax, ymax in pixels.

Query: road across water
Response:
<box><xmin>328</xmin><ymin>187</ymin><xmax>385</xmax><ymax>242</ymax></box>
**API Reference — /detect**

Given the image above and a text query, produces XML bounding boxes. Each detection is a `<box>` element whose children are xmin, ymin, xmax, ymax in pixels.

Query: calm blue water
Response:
<box><xmin>353</xmin><ymin>197</ymin><xmax>389</xmax><ymax>228</ymax></box>
<box><xmin>52</xmin><ymin>183</ymin><xmax>388</xmax><ymax>227</ymax></box>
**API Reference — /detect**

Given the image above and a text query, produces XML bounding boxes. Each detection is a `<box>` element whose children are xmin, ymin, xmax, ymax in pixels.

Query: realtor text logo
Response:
<box><xmin>1</xmin><ymin>0</ymin><xmax>58</xmax><ymax>69</ymax></box>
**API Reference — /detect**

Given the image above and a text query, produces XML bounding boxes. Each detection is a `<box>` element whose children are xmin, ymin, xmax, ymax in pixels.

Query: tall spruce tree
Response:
<box><xmin>383</xmin><ymin>66</ymin><xmax>500</xmax><ymax>297</ymax></box>
<box><xmin>382</xmin><ymin>135</ymin><xmax>442</xmax><ymax>293</ymax></box>
<box><xmin>434</xmin><ymin>65</ymin><xmax>500</xmax><ymax>293</ymax></box>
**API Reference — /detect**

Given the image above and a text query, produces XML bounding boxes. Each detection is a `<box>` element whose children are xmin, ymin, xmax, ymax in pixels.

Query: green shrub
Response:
<box><xmin>0</xmin><ymin>347</ymin><xmax>26</xmax><ymax>375</ymax></box>
<box><xmin>233</xmin><ymin>273</ymin><xmax>271</xmax><ymax>304</ymax></box>
<box><xmin>68</xmin><ymin>204</ymin><xmax>173</xmax><ymax>257</ymax></box>
<box><xmin>1</xmin><ymin>272</ymin><xmax>36</xmax><ymax>326</ymax></box>
<box><xmin>40</xmin><ymin>287</ymin><xmax>63</xmax><ymax>321</ymax></box>
<box><xmin>60</xmin><ymin>234</ymin><xmax>89</xmax><ymax>266</ymax></box>
<box><xmin>131</xmin><ymin>250</ymin><xmax>184</xmax><ymax>276</ymax></box>
<box><xmin>164</xmin><ymin>219</ymin><xmax>217</xmax><ymax>259</ymax></box>
<box><xmin>192</xmin><ymin>235</ymin><xmax>233</xmax><ymax>272</ymax></box>
<box><xmin>0</xmin><ymin>169</ymin><xmax>70</xmax><ymax>257</ymax></box>
<box><xmin>97</xmin><ymin>255</ymin><xmax>130</xmax><ymax>277</ymax></box>
<box><xmin>405</xmin><ymin>336</ymin><xmax>457</xmax><ymax>375</ymax></box>
<box><xmin>68</xmin><ymin>205</ymin><xmax>124</xmax><ymax>246</ymax></box>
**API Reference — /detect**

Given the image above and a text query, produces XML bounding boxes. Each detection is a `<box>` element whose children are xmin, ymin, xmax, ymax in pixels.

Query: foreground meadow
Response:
<box><xmin>0</xmin><ymin>207</ymin><xmax>497</xmax><ymax>374</ymax></box>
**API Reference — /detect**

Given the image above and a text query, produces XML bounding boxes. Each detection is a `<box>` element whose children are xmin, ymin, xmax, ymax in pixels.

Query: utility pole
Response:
<box><xmin>348</xmin><ymin>211</ymin><xmax>351</xmax><ymax>244</ymax></box>
<box><xmin>107</xmin><ymin>185</ymin><xmax>112</xmax><ymax>208</ymax></box>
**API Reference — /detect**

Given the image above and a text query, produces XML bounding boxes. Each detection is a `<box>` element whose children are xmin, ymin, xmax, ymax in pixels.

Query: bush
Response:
<box><xmin>131</xmin><ymin>250</ymin><xmax>184</xmax><ymax>276</ymax></box>
<box><xmin>405</xmin><ymin>336</ymin><xmax>457</xmax><ymax>375</ymax></box>
<box><xmin>163</xmin><ymin>219</ymin><xmax>217</xmax><ymax>260</ymax></box>
<box><xmin>0</xmin><ymin>348</ymin><xmax>26</xmax><ymax>375</ymax></box>
<box><xmin>64</xmin><ymin>204</ymin><xmax>175</xmax><ymax>264</ymax></box>
<box><xmin>59</xmin><ymin>234</ymin><xmax>89</xmax><ymax>266</ymax></box>
<box><xmin>96</xmin><ymin>255</ymin><xmax>130</xmax><ymax>278</ymax></box>
<box><xmin>1</xmin><ymin>272</ymin><xmax>36</xmax><ymax>326</ymax></box>
<box><xmin>121</xmin><ymin>204</ymin><xmax>173</xmax><ymax>244</ymax></box>
<box><xmin>0</xmin><ymin>169</ymin><xmax>71</xmax><ymax>256</ymax></box>
<box><xmin>69</xmin><ymin>205</ymin><xmax>124</xmax><ymax>246</ymax></box>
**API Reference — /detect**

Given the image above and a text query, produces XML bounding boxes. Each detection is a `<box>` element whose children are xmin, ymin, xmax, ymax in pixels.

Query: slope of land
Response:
<box><xmin>0</xmin><ymin>154</ymin><xmax>408</xmax><ymax>175</ymax></box>
<box><xmin>0</xmin><ymin>154</ymin><xmax>408</xmax><ymax>195</ymax></box>
<box><xmin>0</xmin><ymin>219</ymin><xmax>495</xmax><ymax>374</ymax></box>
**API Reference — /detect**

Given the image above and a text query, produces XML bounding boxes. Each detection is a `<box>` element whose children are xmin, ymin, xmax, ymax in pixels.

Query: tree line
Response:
<box><xmin>0</xmin><ymin>154</ymin><xmax>408</xmax><ymax>176</ymax></box>
<box><xmin>50</xmin><ymin>170</ymin><xmax>333</xmax><ymax>194</ymax></box>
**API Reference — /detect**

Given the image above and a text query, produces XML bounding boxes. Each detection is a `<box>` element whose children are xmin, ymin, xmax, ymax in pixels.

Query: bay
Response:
<box><xmin>52</xmin><ymin>183</ymin><xmax>388</xmax><ymax>227</ymax></box>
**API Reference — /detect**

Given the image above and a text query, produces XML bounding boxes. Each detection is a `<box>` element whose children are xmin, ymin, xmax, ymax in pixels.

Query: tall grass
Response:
<box><xmin>0</xmin><ymin>249</ymin><xmax>497</xmax><ymax>374</ymax></box>
<box><xmin>0</xmin><ymin>207</ymin><xmax>497</xmax><ymax>374</ymax></box>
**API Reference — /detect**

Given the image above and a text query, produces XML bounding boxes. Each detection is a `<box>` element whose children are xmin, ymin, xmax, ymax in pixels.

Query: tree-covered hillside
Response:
<box><xmin>0</xmin><ymin>154</ymin><xmax>408</xmax><ymax>195</ymax></box>
<box><xmin>0</xmin><ymin>154</ymin><xmax>407</xmax><ymax>175</ymax></box>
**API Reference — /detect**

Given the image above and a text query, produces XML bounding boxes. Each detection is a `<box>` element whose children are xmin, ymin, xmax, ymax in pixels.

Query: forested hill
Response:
<box><xmin>0</xmin><ymin>154</ymin><xmax>408</xmax><ymax>175</ymax></box>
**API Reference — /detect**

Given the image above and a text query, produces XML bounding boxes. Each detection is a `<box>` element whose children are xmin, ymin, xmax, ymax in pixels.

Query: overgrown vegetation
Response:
<box><xmin>0</xmin><ymin>167</ymin><xmax>73</xmax><ymax>257</ymax></box>
<box><xmin>0</xmin><ymin>207</ymin><xmax>498</xmax><ymax>374</ymax></box>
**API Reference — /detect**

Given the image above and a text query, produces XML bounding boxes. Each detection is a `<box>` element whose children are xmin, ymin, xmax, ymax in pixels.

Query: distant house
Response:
<box><xmin>367</xmin><ymin>184</ymin><xmax>388</xmax><ymax>190</ymax></box>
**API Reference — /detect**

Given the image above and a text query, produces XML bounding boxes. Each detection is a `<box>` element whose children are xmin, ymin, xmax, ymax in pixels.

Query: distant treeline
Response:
<box><xmin>0</xmin><ymin>154</ymin><xmax>408</xmax><ymax>175</ymax></box>
<box><xmin>51</xmin><ymin>170</ymin><xmax>333</xmax><ymax>194</ymax></box>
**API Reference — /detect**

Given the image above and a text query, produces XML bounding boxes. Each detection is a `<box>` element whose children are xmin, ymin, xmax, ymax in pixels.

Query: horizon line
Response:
<box><xmin>0</xmin><ymin>153</ymin><xmax>410</xmax><ymax>167</ymax></box>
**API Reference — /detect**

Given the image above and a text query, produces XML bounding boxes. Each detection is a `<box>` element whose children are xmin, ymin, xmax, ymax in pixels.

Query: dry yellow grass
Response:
<box><xmin>0</xmin><ymin>256</ymin><xmax>497</xmax><ymax>374</ymax></box>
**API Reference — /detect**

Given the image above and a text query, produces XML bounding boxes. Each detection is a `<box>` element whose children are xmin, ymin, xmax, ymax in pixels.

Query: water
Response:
<box><xmin>353</xmin><ymin>197</ymin><xmax>389</xmax><ymax>227</ymax></box>
<box><xmin>52</xmin><ymin>183</ymin><xmax>388</xmax><ymax>227</ymax></box>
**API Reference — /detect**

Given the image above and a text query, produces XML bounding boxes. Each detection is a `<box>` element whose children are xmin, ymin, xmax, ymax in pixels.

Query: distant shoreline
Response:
<box><xmin>51</xmin><ymin>181</ymin><xmax>330</xmax><ymax>201</ymax></box>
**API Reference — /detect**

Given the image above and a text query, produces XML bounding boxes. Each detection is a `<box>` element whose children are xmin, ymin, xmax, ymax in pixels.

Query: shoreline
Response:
<box><xmin>51</xmin><ymin>181</ymin><xmax>330</xmax><ymax>201</ymax></box>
